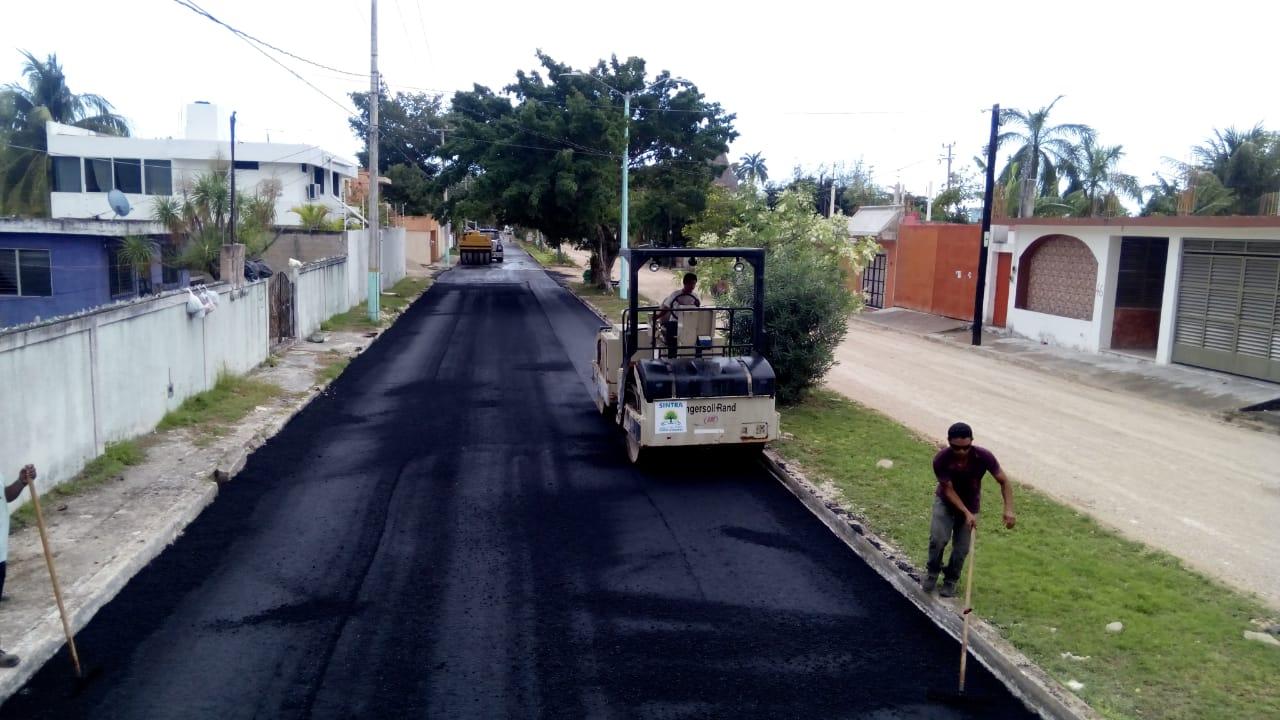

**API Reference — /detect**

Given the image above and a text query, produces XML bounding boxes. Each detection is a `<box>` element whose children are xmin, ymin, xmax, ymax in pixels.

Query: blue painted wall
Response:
<box><xmin>0</xmin><ymin>234</ymin><xmax>113</xmax><ymax>328</ymax></box>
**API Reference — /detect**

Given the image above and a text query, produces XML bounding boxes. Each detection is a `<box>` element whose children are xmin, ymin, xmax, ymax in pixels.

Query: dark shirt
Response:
<box><xmin>933</xmin><ymin>446</ymin><xmax>1000</xmax><ymax>514</ymax></box>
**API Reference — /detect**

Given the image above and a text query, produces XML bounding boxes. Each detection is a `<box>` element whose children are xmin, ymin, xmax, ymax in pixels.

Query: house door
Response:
<box><xmin>268</xmin><ymin>273</ymin><xmax>295</xmax><ymax>345</ymax></box>
<box><xmin>992</xmin><ymin>252</ymin><xmax>1012</xmax><ymax>327</ymax></box>
<box><xmin>1172</xmin><ymin>239</ymin><xmax>1280</xmax><ymax>382</ymax></box>
<box><xmin>862</xmin><ymin>253</ymin><xmax>887</xmax><ymax>309</ymax></box>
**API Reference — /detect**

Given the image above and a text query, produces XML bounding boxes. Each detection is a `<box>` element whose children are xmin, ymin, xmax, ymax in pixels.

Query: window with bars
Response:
<box><xmin>107</xmin><ymin>244</ymin><xmax>136</xmax><ymax>297</ymax></box>
<box><xmin>0</xmin><ymin>249</ymin><xmax>53</xmax><ymax>297</ymax></box>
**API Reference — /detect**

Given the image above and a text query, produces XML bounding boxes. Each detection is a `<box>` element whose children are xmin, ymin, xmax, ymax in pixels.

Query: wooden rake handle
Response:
<box><xmin>27</xmin><ymin>480</ymin><xmax>83</xmax><ymax>678</ymax></box>
<box><xmin>958</xmin><ymin>526</ymin><xmax>976</xmax><ymax>693</ymax></box>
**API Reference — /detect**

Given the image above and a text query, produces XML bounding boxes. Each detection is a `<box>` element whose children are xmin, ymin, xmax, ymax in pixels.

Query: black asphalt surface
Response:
<box><xmin>4</xmin><ymin>246</ymin><xmax>1034</xmax><ymax>719</ymax></box>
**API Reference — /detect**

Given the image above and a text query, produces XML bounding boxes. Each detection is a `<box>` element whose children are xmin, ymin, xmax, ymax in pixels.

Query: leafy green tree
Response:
<box><xmin>290</xmin><ymin>203</ymin><xmax>332</xmax><ymax>230</ymax></box>
<box><xmin>693</xmin><ymin>190</ymin><xmax>879</xmax><ymax>402</ymax></box>
<box><xmin>997</xmin><ymin>96</ymin><xmax>1094</xmax><ymax>217</ymax></box>
<box><xmin>1060</xmin><ymin>137</ymin><xmax>1141</xmax><ymax>217</ymax></box>
<box><xmin>430</xmin><ymin>52</ymin><xmax>736</xmax><ymax>288</ymax></box>
<box><xmin>0</xmin><ymin>51</ymin><xmax>129</xmax><ymax>216</ymax></box>
<box><xmin>1141</xmin><ymin>170</ymin><xmax>1235</xmax><ymax>216</ymax></box>
<box><xmin>349</xmin><ymin>88</ymin><xmax>447</xmax><ymax>216</ymax></box>
<box><xmin>153</xmin><ymin>169</ymin><xmax>280</xmax><ymax>278</ymax></box>
<box><xmin>1191</xmin><ymin>125</ymin><xmax>1280</xmax><ymax>214</ymax></box>
<box><xmin>735</xmin><ymin>152</ymin><xmax>768</xmax><ymax>185</ymax></box>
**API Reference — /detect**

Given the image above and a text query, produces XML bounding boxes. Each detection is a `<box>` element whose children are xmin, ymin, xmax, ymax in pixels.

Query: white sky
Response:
<box><xmin>5</xmin><ymin>0</ymin><xmax>1278</xmax><ymax>198</ymax></box>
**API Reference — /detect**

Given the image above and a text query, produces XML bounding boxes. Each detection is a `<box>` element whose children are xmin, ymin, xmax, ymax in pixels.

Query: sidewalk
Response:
<box><xmin>828</xmin><ymin>306</ymin><xmax>1280</xmax><ymax>608</ymax></box>
<box><xmin>553</xmin><ymin>245</ymin><xmax>686</xmax><ymax>303</ymax></box>
<box><xmin>0</xmin><ymin>270</ymin><xmax>439</xmax><ymax>702</ymax></box>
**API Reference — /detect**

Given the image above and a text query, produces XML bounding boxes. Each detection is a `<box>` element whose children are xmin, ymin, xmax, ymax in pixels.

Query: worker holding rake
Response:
<box><xmin>0</xmin><ymin>464</ymin><xmax>34</xmax><ymax>668</ymax></box>
<box><xmin>922</xmin><ymin>423</ymin><xmax>1015</xmax><ymax>598</ymax></box>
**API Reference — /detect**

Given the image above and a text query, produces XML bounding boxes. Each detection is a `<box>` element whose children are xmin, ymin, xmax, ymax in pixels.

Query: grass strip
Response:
<box><xmin>9</xmin><ymin>440</ymin><xmax>146</xmax><ymax>532</ymax></box>
<box><xmin>775</xmin><ymin>390</ymin><xmax>1279</xmax><ymax>720</ymax></box>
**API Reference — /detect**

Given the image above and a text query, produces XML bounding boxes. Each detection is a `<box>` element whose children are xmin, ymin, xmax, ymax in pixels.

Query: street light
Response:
<box><xmin>560</xmin><ymin>71</ymin><xmax>686</xmax><ymax>300</ymax></box>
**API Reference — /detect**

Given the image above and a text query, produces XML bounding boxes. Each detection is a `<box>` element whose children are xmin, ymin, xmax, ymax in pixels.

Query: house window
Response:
<box><xmin>145</xmin><ymin>160</ymin><xmax>173</xmax><ymax>195</ymax></box>
<box><xmin>107</xmin><ymin>244</ymin><xmax>136</xmax><ymax>297</ymax></box>
<box><xmin>85</xmin><ymin>158</ymin><xmax>112</xmax><ymax>192</ymax></box>
<box><xmin>313</xmin><ymin>166</ymin><xmax>325</xmax><ymax>193</ymax></box>
<box><xmin>51</xmin><ymin>156</ymin><xmax>82</xmax><ymax>192</ymax></box>
<box><xmin>114</xmin><ymin>158</ymin><xmax>143</xmax><ymax>194</ymax></box>
<box><xmin>0</xmin><ymin>249</ymin><xmax>53</xmax><ymax>297</ymax></box>
<box><xmin>233</xmin><ymin>160</ymin><xmax>259</xmax><ymax>170</ymax></box>
<box><xmin>1116</xmin><ymin>238</ymin><xmax>1169</xmax><ymax>309</ymax></box>
<box><xmin>332</xmin><ymin>171</ymin><xmax>340</xmax><ymax>197</ymax></box>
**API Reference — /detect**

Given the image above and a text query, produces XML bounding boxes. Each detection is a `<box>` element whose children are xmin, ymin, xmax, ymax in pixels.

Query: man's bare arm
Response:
<box><xmin>993</xmin><ymin>468</ymin><xmax>1016</xmax><ymax>529</ymax></box>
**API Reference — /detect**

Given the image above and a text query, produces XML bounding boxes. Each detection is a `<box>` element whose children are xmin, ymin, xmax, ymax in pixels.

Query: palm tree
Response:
<box><xmin>0</xmin><ymin>51</ymin><xmax>129</xmax><ymax>216</ymax></box>
<box><xmin>290</xmin><ymin>203</ymin><xmax>332</xmax><ymax>231</ymax></box>
<box><xmin>154</xmin><ymin>170</ymin><xmax>281</xmax><ymax>279</ymax></box>
<box><xmin>1141</xmin><ymin>170</ymin><xmax>1235</xmax><ymax>217</ymax></box>
<box><xmin>996</xmin><ymin>96</ymin><xmax>1094</xmax><ymax>217</ymax></box>
<box><xmin>1061</xmin><ymin>137</ymin><xmax>1142</xmax><ymax>217</ymax></box>
<box><xmin>734</xmin><ymin>152</ymin><xmax>768</xmax><ymax>185</ymax></box>
<box><xmin>1191</xmin><ymin>124</ymin><xmax>1280</xmax><ymax>214</ymax></box>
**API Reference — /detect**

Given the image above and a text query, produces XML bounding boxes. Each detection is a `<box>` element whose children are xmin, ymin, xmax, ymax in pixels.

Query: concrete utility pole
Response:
<box><xmin>828</xmin><ymin>178</ymin><xmax>837</xmax><ymax>218</ymax></box>
<box><xmin>229</xmin><ymin>112</ymin><xmax>237</xmax><ymax>245</ymax></box>
<box><xmin>940</xmin><ymin>142</ymin><xmax>955</xmax><ymax>192</ymax></box>
<box><xmin>971</xmin><ymin>106</ymin><xmax>1000</xmax><ymax>346</ymax></box>
<box><xmin>366</xmin><ymin>0</ymin><xmax>381</xmax><ymax>322</ymax></box>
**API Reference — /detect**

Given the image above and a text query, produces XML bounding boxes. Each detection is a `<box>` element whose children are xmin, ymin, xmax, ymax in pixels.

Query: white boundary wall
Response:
<box><xmin>294</xmin><ymin>257</ymin><xmax>350</xmax><ymax>338</ymax></box>
<box><xmin>0</xmin><ymin>282</ymin><xmax>268</xmax><ymax>505</ymax></box>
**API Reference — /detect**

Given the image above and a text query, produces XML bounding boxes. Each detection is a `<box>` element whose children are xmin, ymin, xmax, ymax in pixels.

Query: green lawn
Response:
<box><xmin>567</xmin><ymin>280</ymin><xmax>655</xmax><ymax>324</ymax></box>
<box><xmin>9</xmin><ymin>440</ymin><xmax>146</xmax><ymax>533</ymax></box>
<box><xmin>313</xmin><ymin>351</ymin><xmax>350</xmax><ymax>385</ymax></box>
<box><xmin>776</xmin><ymin>390</ymin><xmax>1279</xmax><ymax>720</ymax></box>
<box><xmin>322</xmin><ymin>276</ymin><xmax>431</xmax><ymax>332</ymax></box>
<box><xmin>516</xmin><ymin>239</ymin><xmax>572</xmax><ymax>266</ymax></box>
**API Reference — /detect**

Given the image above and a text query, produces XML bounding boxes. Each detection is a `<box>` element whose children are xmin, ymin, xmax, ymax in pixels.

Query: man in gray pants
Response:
<box><xmin>923</xmin><ymin>423</ymin><xmax>1016</xmax><ymax>597</ymax></box>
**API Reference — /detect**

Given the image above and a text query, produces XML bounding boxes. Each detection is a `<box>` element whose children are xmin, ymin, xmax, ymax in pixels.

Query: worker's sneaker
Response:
<box><xmin>0</xmin><ymin>651</ymin><xmax>19</xmax><ymax>668</ymax></box>
<box><xmin>921</xmin><ymin>574</ymin><xmax>939</xmax><ymax>592</ymax></box>
<box><xmin>939</xmin><ymin>581</ymin><xmax>958</xmax><ymax>598</ymax></box>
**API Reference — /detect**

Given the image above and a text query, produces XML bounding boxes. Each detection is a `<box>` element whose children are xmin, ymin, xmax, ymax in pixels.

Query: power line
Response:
<box><xmin>171</xmin><ymin>0</ymin><xmax>365</xmax><ymax>79</ymax></box>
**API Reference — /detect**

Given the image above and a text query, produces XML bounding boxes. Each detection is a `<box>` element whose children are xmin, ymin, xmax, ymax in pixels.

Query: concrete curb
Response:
<box><xmin>520</xmin><ymin>244</ymin><xmax>611</xmax><ymax>326</ymax></box>
<box><xmin>0</xmin><ymin>481</ymin><xmax>217</xmax><ymax>703</ymax></box>
<box><xmin>758</xmin><ymin>449</ymin><xmax>1099</xmax><ymax>720</ymax></box>
<box><xmin>0</xmin><ymin>287</ymin><xmax>428</xmax><ymax>705</ymax></box>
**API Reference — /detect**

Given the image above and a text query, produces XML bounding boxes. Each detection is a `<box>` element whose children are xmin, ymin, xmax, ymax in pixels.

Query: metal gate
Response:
<box><xmin>1173</xmin><ymin>238</ymin><xmax>1280</xmax><ymax>382</ymax></box>
<box><xmin>862</xmin><ymin>253</ymin><xmax>887</xmax><ymax>309</ymax></box>
<box><xmin>268</xmin><ymin>273</ymin><xmax>295</xmax><ymax>344</ymax></box>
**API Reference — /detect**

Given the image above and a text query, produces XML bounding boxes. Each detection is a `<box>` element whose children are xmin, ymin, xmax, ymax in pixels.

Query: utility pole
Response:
<box><xmin>619</xmin><ymin>91</ymin><xmax>632</xmax><ymax>300</ymax></box>
<box><xmin>229</xmin><ymin>111</ymin><xmax>237</xmax><ymax>245</ymax></box>
<box><xmin>366</xmin><ymin>0</ymin><xmax>381</xmax><ymax>322</ymax></box>
<box><xmin>940</xmin><ymin>142</ymin><xmax>955</xmax><ymax>193</ymax></box>
<box><xmin>971</xmin><ymin>106</ymin><xmax>1000</xmax><ymax>346</ymax></box>
<box><xmin>828</xmin><ymin>177</ymin><xmax>837</xmax><ymax>218</ymax></box>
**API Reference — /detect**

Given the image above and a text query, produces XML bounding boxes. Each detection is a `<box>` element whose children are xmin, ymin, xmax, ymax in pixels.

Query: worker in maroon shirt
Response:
<box><xmin>923</xmin><ymin>422</ymin><xmax>1016</xmax><ymax>598</ymax></box>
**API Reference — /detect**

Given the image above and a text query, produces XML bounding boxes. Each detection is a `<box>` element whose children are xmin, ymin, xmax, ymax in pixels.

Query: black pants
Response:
<box><xmin>0</xmin><ymin>561</ymin><xmax>6</xmax><ymax>600</ymax></box>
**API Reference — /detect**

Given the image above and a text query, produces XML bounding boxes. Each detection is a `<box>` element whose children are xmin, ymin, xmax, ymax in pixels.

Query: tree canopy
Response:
<box><xmin>427</xmin><ymin>52</ymin><xmax>736</xmax><ymax>286</ymax></box>
<box><xmin>348</xmin><ymin>88</ymin><xmax>447</xmax><ymax>216</ymax></box>
<box><xmin>1</xmin><ymin>50</ymin><xmax>129</xmax><ymax>216</ymax></box>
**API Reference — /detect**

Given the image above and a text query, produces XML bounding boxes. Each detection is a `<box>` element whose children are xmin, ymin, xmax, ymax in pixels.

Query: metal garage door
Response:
<box><xmin>1173</xmin><ymin>238</ymin><xmax>1280</xmax><ymax>382</ymax></box>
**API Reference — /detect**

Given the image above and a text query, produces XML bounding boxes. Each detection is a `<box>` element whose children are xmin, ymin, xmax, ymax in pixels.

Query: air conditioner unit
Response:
<box><xmin>306</xmin><ymin>184</ymin><xmax>322</xmax><ymax>200</ymax></box>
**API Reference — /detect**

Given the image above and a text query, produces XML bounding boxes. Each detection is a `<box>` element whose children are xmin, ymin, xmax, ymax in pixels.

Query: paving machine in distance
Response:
<box><xmin>459</xmin><ymin>229</ymin><xmax>493</xmax><ymax>265</ymax></box>
<box><xmin>590</xmin><ymin>247</ymin><xmax>779</xmax><ymax>464</ymax></box>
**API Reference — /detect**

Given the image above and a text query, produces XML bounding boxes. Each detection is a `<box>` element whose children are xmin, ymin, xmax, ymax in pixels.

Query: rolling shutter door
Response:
<box><xmin>1172</xmin><ymin>238</ymin><xmax>1280</xmax><ymax>382</ymax></box>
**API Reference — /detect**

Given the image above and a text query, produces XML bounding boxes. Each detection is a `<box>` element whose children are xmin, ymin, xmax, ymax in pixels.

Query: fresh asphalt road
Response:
<box><xmin>3</xmin><ymin>246</ymin><xmax>1033</xmax><ymax>719</ymax></box>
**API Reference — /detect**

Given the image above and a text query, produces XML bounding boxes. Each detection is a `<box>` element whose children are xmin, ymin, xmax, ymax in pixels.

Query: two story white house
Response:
<box><xmin>46</xmin><ymin>102</ymin><xmax>360</xmax><ymax>227</ymax></box>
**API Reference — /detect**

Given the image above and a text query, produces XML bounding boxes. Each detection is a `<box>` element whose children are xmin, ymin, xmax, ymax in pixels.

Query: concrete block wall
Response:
<box><xmin>294</xmin><ymin>257</ymin><xmax>350</xmax><ymax>338</ymax></box>
<box><xmin>0</xmin><ymin>282</ymin><xmax>269</xmax><ymax>508</ymax></box>
<box><xmin>345</xmin><ymin>228</ymin><xmax>407</xmax><ymax>308</ymax></box>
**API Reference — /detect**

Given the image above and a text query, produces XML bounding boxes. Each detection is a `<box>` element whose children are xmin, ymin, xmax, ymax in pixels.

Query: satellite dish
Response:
<box><xmin>107</xmin><ymin>189</ymin><xmax>132</xmax><ymax>218</ymax></box>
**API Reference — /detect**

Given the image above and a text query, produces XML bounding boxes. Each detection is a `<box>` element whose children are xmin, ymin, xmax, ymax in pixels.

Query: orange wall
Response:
<box><xmin>893</xmin><ymin>224</ymin><xmax>981</xmax><ymax>320</ymax></box>
<box><xmin>400</xmin><ymin>215</ymin><xmax>442</xmax><ymax>232</ymax></box>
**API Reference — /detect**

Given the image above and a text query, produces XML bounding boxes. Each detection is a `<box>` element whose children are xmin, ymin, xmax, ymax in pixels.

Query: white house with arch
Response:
<box><xmin>45</xmin><ymin>102</ymin><xmax>360</xmax><ymax>227</ymax></box>
<box><xmin>984</xmin><ymin>217</ymin><xmax>1280</xmax><ymax>383</ymax></box>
